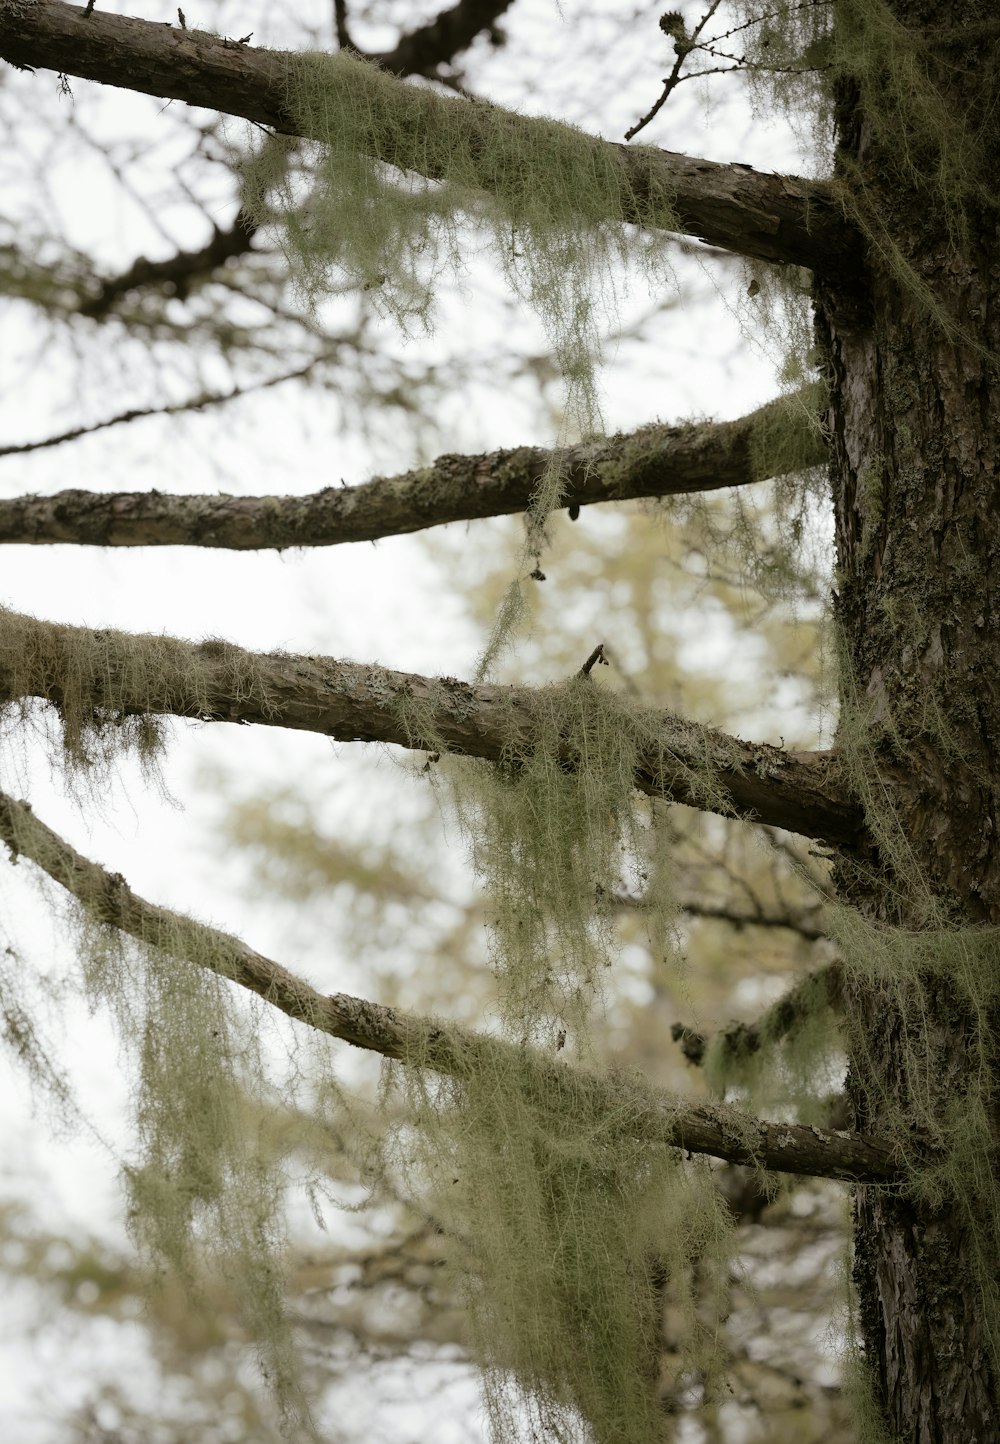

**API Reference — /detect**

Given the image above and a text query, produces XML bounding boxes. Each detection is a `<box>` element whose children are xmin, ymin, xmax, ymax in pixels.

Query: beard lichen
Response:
<box><xmin>0</xmin><ymin>606</ymin><xmax>269</xmax><ymax>782</ymax></box>
<box><xmin>390</xmin><ymin>1032</ymin><xmax>734</xmax><ymax>1444</ymax></box>
<box><xmin>241</xmin><ymin>49</ymin><xmax>681</xmax><ymax>672</ymax></box>
<box><xmin>706</xmin><ymin>691</ymin><xmax>1000</xmax><ymax>1413</ymax></box>
<box><xmin>75</xmin><ymin>904</ymin><xmax>313</xmax><ymax>1437</ymax></box>
<box><xmin>386</xmin><ymin>666</ymin><xmax>748</xmax><ymax>1442</ymax></box>
<box><xmin>400</xmin><ymin>670</ymin><xmax>735</xmax><ymax>1045</ymax></box>
<box><xmin>241</xmin><ymin>49</ymin><xmax>677</xmax><ymax>428</ymax></box>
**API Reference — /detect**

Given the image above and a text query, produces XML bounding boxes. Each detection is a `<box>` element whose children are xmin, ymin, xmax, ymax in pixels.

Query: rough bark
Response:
<box><xmin>0</xmin><ymin>606</ymin><xmax>863</xmax><ymax>847</ymax></box>
<box><xmin>0</xmin><ymin>393</ymin><xmax>826</xmax><ymax>548</ymax></box>
<box><xmin>0</xmin><ymin>1</ymin><xmax>863</xmax><ymax>274</ymax></box>
<box><xmin>0</xmin><ymin>789</ymin><xmax>899</xmax><ymax>1185</ymax></box>
<box><xmin>815</xmin><ymin>3</ymin><xmax>1000</xmax><ymax>1435</ymax></box>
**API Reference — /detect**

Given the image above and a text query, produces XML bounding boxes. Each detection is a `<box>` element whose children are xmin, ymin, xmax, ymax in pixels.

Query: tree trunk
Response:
<box><xmin>817</xmin><ymin>3</ymin><xmax>1000</xmax><ymax>1435</ymax></box>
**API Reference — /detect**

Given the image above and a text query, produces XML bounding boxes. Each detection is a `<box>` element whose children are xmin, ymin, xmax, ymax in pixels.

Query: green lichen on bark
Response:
<box><xmin>241</xmin><ymin>49</ymin><xmax>682</xmax><ymax>666</ymax></box>
<box><xmin>390</xmin><ymin>666</ymin><xmax>748</xmax><ymax>1440</ymax></box>
<box><xmin>241</xmin><ymin>49</ymin><xmax>677</xmax><ymax>429</ymax></box>
<box><xmin>0</xmin><ymin>606</ymin><xmax>268</xmax><ymax>779</ymax></box>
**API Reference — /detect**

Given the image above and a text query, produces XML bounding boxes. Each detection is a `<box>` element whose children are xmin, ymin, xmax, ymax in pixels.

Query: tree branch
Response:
<box><xmin>0</xmin><ymin>606</ymin><xmax>863</xmax><ymax>848</ymax></box>
<box><xmin>78</xmin><ymin>212</ymin><xmax>260</xmax><ymax>321</ymax></box>
<box><xmin>0</xmin><ymin>791</ymin><xmax>899</xmax><ymax>1185</ymax></box>
<box><xmin>75</xmin><ymin>3</ymin><xmax>512</xmax><ymax>320</ymax></box>
<box><xmin>613</xmin><ymin>887</ymin><xmax>830</xmax><ymax>941</ymax></box>
<box><xmin>0</xmin><ymin>361</ymin><xmax>317</xmax><ymax>458</ymax></box>
<box><xmin>0</xmin><ymin>391</ymin><xmax>827</xmax><ymax>546</ymax></box>
<box><xmin>671</xmin><ymin>960</ymin><xmax>844</xmax><ymax>1067</ymax></box>
<box><xmin>373</xmin><ymin>0</ymin><xmax>514</xmax><ymax>77</ymax></box>
<box><xmin>0</xmin><ymin>2</ymin><xmax>862</xmax><ymax>274</ymax></box>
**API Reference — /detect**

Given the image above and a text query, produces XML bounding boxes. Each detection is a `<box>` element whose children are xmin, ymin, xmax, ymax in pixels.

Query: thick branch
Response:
<box><xmin>0</xmin><ymin>2</ymin><xmax>862</xmax><ymax>274</ymax></box>
<box><xmin>0</xmin><ymin>791</ymin><xmax>899</xmax><ymax>1185</ymax></box>
<box><xmin>0</xmin><ymin>607</ymin><xmax>864</xmax><ymax>848</ymax></box>
<box><xmin>0</xmin><ymin>392</ymin><xmax>827</xmax><ymax>546</ymax></box>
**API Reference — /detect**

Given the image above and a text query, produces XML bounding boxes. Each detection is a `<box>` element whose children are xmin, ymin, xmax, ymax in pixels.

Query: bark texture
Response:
<box><xmin>0</xmin><ymin>394</ymin><xmax>825</xmax><ymax>548</ymax></box>
<box><xmin>815</xmin><ymin>3</ymin><xmax>1000</xmax><ymax>1435</ymax></box>
<box><xmin>0</xmin><ymin>606</ymin><xmax>863</xmax><ymax>846</ymax></box>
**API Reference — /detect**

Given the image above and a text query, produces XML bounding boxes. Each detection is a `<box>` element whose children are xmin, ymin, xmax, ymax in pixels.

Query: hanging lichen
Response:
<box><xmin>241</xmin><ymin>49</ymin><xmax>681</xmax><ymax>672</ymax></box>
<box><xmin>0</xmin><ymin>606</ymin><xmax>269</xmax><ymax>782</ymax></box>
<box><xmin>389</xmin><ymin>1032</ymin><xmax>734</xmax><ymax>1444</ymax></box>
<box><xmin>401</xmin><ymin>669</ymin><xmax>735</xmax><ymax>1045</ymax></box>
<box><xmin>381</xmin><ymin>657</ymin><xmax>753</xmax><ymax>1442</ymax></box>
<box><xmin>78</xmin><ymin>905</ymin><xmax>314</xmax><ymax>1438</ymax></box>
<box><xmin>704</xmin><ymin>689</ymin><xmax>1000</xmax><ymax>1405</ymax></box>
<box><xmin>241</xmin><ymin>49</ymin><xmax>677</xmax><ymax>426</ymax></box>
<box><xmin>733</xmin><ymin>0</ymin><xmax>999</xmax><ymax>351</ymax></box>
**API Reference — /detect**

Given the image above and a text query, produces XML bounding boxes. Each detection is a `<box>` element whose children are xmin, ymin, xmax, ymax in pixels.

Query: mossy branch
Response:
<box><xmin>671</xmin><ymin>960</ymin><xmax>844</xmax><ymax>1067</ymax></box>
<box><xmin>0</xmin><ymin>390</ymin><xmax>828</xmax><ymax>546</ymax></box>
<box><xmin>74</xmin><ymin>0</ymin><xmax>507</xmax><ymax>321</ymax></box>
<box><xmin>0</xmin><ymin>790</ymin><xmax>900</xmax><ymax>1185</ymax></box>
<box><xmin>0</xmin><ymin>2</ymin><xmax>862</xmax><ymax>274</ymax></box>
<box><xmin>0</xmin><ymin>605</ymin><xmax>863</xmax><ymax>847</ymax></box>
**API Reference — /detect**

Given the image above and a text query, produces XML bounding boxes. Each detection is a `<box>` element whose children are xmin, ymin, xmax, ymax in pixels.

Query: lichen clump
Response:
<box><xmin>241</xmin><ymin>49</ymin><xmax>680</xmax><ymax>647</ymax></box>
<box><xmin>389</xmin><ymin>669</ymin><xmax>744</xmax><ymax>1442</ymax></box>
<box><xmin>396</xmin><ymin>1040</ymin><xmax>732</xmax><ymax>1444</ymax></box>
<box><xmin>0</xmin><ymin>606</ymin><xmax>268</xmax><ymax>779</ymax></box>
<box><xmin>242</xmin><ymin>50</ymin><xmax>677</xmax><ymax>431</ymax></box>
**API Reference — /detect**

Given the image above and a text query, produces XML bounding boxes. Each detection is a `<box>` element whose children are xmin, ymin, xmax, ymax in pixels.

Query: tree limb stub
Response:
<box><xmin>0</xmin><ymin>2</ymin><xmax>862</xmax><ymax>274</ymax></box>
<box><xmin>0</xmin><ymin>790</ymin><xmax>900</xmax><ymax>1185</ymax></box>
<box><xmin>0</xmin><ymin>393</ymin><xmax>828</xmax><ymax>548</ymax></box>
<box><xmin>0</xmin><ymin>606</ymin><xmax>864</xmax><ymax>848</ymax></box>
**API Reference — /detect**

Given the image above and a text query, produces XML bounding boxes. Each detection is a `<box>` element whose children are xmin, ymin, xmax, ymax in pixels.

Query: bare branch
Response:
<box><xmin>0</xmin><ymin>2</ymin><xmax>862</xmax><ymax>274</ymax></box>
<box><xmin>679</xmin><ymin>899</ymin><xmax>828</xmax><ymax>939</ymax></box>
<box><xmin>0</xmin><ymin>791</ymin><xmax>899</xmax><ymax>1185</ymax></box>
<box><xmin>0</xmin><ymin>606</ymin><xmax>863</xmax><ymax>847</ymax></box>
<box><xmin>0</xmin><ymin>391</ymin><xmax>827</xmax><ymax>545</ymax></box>
<box><xmin>78</xmin><ymin>212</ymin><xmax>260</xmax><ymax>321</ymax></box>
<box><xmin>0</xmin><ymin>362</ymin><xmax>316</xmax><ymax>458</ymax></box>
<box><xmin>613</xmin><ymin>887</ymin><xmax>830</xmax><ymax>941</ymax></box>
<box><xmin>373</xmin><ymin>0</ymin><xmax>515</xmax><ymax>77</ymax></box>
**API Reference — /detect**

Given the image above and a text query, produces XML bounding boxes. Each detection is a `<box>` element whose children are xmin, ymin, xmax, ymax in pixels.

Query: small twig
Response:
<box><xmin>0</xmin><ymin>362</ymin><xmax>316</xmax><ymax>458</ymax></box>
<box><xmin>625</xmin><ymin>0</ymin><xmax>725</xmax><ymax>141</ymax></box>
<box><xmin>577</xmin><ymin>643</ymin><xmax>608</xmax><ymax>677</ymax></box>
<box><xmin>625</xmin><ymin>0</ymin><xmax>834</xmax><ymax>140</ymax></box>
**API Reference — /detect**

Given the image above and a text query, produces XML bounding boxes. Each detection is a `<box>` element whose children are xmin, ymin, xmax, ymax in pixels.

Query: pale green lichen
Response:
<box><xmin>241</xmin><ymin>50</ymin><xmax>681</xmax><ymax>668</ymax></box>
<box><xmin>0</xmin><ymin>607</ymin><xmax>269</xmax><ymax>781</ymax></box>
<box><xmin>390</xmin><ymin>1034</ymin><xmax>733</xmax><ymax>1444</ymax></box>
<box><xmin>78</xmin><ymin>909</ymin><xmax>313</xmax><ymax>1438</ymax></box>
